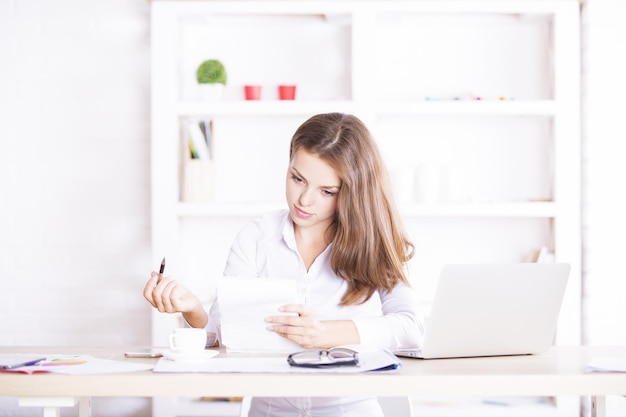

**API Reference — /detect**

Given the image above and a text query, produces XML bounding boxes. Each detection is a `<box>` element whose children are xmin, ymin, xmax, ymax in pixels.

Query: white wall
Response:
<box><xmin>1</xmin><ymin>0</ymin><xmax>626</xmax><ymax>416</ymax></box>
<box><xmin>0</xmin><ymin>0</ymin><xmax>152</xmax><ymax>415</ymax></box>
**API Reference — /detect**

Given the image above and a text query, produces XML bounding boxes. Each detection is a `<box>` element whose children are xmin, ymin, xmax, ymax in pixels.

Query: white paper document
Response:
<box><xmin>218</xmin><ymin>277</ymin><xmax>301</xmax><ymax>352</ymax></box>
<box><xmin>1</xmin><ymin>354</ymin><xmax>153</xmax><ymax>375</ymax></box>
<box><xmin>153</xmin><ymin>349</ymin><xmax>402</xmax><ymax>374</ymax></box>
<box><xmin>586</xmin><ymin>356</ymin><xmax>626</xmax><ymax>373</ymax></box>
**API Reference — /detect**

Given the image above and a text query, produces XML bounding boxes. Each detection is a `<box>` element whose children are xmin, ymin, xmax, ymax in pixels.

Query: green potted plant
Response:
<box><xmin>196</xmin><ymin>59</ymin><xmax>227</xmax><ymax>100</ymax></box>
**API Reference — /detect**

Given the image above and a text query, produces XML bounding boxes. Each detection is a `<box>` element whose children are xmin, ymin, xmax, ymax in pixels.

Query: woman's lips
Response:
<box><xmin>294</xmin><ymin>205</ymin><xmax>312</xmax><ymax>219</ymax></box>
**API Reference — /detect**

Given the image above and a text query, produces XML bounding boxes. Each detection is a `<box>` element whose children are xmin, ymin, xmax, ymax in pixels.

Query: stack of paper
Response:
<box><xmin>0</xmin><ymin>354</ymin><xmax>153</xmax><ymax>375</ymax></box>
<box><xmin>154</xmin><ymin>348</ymin><xmax>402</xmax><ymax>374</ymax></box>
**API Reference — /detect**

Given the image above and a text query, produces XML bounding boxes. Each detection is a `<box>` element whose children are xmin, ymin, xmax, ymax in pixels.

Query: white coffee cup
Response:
<box><xmin>168</xmin><ymin>328</ymin><xmax>207</xmax><ymax>354</ymax></box>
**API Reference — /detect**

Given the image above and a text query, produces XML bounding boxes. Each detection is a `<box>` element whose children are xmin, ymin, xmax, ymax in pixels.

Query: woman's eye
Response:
<box><xmin>322</xmin><ymin>190</ymin><xmax>337</xmax><ymax>197</ymax></box>
<box><xmin>291</xmin><ymin>174</ymin><xmax>304</xmax><ymax>183</ymax></box>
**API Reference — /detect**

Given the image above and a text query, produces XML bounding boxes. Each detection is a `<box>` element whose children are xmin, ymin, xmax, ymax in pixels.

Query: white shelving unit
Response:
<box><xmin>150</xmin><ymin>1</ymin><xmax>581</xmax><ymax>416</ymax></box>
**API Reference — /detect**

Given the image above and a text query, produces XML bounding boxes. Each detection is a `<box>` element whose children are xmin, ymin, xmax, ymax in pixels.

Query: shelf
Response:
<box><xmin>158</xmin><ymin>0</ymin><xmax>578</xmax><ymax>16</ymax></box>
<box><xmin>177</xmin><ymin>202</ymin><xmax>285</xmax><ymax>217</ymax></box>
<box><xmin>176</xmin><ymin>101</ymin><xmax>358</xmax><ymax>117</ymax></box>
<box><xmin>411</xmin><ymin>403</ymin><xmax>560</xmax><ymax>417</ymax></box>
<box><xmin>177</xmin><ymin>201</ymin><xmax>558</xmax><ymax>218</ymax></box>
<box><xmin>410</xmin><ymin>395</ymin><xmax>578</xmax><ymax>417</ymax></box>
<box><xmin>400</xmin><ymin>202</ymin><xmax>557</xmax><ymax>218</ymax></box>
<box><xmin>176</xmin><ymin>100</ymin><xmax>556</xmax><ymax>117</ymax></box>
<box><xmin>152</xmin><ymin>3</ymin><xmax>582</xmax><ymax>417</ymax></box>
<box><xmin>376</xmin><ymin>100</ymin><xmax>556</xmax><ymax>116</ymax></box>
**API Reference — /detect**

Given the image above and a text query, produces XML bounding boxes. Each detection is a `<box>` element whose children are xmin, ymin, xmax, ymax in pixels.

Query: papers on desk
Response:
<box><xmin>153</xmin><ymin>348</ymin><xmax>402</xmax><ymax>374</ymax></box>
<box><xmin>0</xmin><ymin>354</ymin><xmax>154</xmax><ymax>375</ymax></box>
<box><xmin>0</xmin><ymin>353</ymin><xmax>46</xmax><ymax>370</ymax></box>
<box><xmin>218</xmin><ymin>277</ymin><xmax>302</xmax><ymax>352</ymax></box>
<box><xmin>586</xmin><ymin>356</ymin><xmax>626</xmax><ymax>373</ymax></box>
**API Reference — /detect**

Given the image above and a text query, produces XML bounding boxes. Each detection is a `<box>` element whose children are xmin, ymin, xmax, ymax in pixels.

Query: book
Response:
<box><xmin>187</xmin><ymin>121</ymin><xmax>211</xmax><ymax>160</ymax></box>
<box><xmin>200</xmin><ymin>119</ymin><xmax>213</xmax><ymax>158</ymax></box>
<box><xmin>188</xmin><ymin>137</ymin><xmax>199</xmax><ymax>159</ymax></box>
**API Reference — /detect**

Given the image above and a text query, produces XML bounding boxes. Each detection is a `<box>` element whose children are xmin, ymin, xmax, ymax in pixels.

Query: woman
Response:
<box><xmin>144</xmin><ymin>112</ymin><xmax>423</xmax><ymax>417</ymax></box>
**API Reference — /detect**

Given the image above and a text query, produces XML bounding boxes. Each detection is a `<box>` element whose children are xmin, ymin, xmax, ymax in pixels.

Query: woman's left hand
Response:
<box><xmin>266</xmin><ymin>304</ymin><xmax>324</xmax><ymax>349</ymax></box>
<box><xmin>266</xmin><ymin>304</ymin><xmax>358</xmax><ymax>349</ymax></box>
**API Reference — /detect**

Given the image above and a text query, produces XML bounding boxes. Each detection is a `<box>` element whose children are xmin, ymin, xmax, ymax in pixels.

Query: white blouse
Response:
<box><xmin>206</xmin><ymin>209</ymin><xmax>424</xmax><ymax>417</ymax></box>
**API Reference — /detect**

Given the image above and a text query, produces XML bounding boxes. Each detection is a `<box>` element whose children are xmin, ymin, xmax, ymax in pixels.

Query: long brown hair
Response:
<box><xmin>289</xmin><ymin>113</ymin><xmax>414</xmax><ymax>305</ymax></box>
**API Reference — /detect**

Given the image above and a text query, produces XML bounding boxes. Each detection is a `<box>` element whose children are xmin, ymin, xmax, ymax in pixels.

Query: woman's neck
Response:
<box><xmin>293</xmin><ymin>224</ymin><xmax>333</xmax><ymax>271</ymax></box>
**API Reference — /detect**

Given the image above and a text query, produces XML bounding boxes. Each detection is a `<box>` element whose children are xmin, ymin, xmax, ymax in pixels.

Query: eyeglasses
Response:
<box><xmin>287</xmin><ymin>348</ymin><xmax>359</xmax><ymax>368</ymax></box>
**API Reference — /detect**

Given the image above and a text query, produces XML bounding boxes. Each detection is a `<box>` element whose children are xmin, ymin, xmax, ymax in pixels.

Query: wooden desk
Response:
<box><xmin>1</xmin><ymin>346</ymin><xmax>625</xmax><ymax>417</ymax></box>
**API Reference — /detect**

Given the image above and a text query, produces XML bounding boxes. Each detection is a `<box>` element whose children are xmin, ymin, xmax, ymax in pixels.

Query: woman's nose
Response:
<box><xmin>298</xmin><ymin>187</ymin><xmax>314</xmax><ymax>206</ymax></box>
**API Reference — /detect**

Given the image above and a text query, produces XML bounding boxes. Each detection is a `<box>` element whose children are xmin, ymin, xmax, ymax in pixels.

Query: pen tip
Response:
<box><xmin>161</xmin><ymin>257</ymin><xmax>166</xmax><ymax>265</ymax></box>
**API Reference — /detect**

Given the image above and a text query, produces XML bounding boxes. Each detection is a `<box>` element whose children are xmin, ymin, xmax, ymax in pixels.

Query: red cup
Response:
<box><xmin>278</xmin><ymin>85</ymin><xmax>297</xmax><ymax>100</ymax></box>
<box><xmin>244</xmin><ymin>85</ymin><xmax>262</xmax><ymax>100</ymax></box>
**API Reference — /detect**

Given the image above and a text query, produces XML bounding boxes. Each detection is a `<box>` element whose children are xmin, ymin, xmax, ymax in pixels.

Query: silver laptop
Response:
<box><xmin>394</xmin><ymin>263</ymin><xmax>570</xmax><ymax>359</ymax></box>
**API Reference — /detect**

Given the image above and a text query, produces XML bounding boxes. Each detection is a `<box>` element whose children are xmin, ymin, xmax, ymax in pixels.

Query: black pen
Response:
<box><xmin>158</xmin><ymin>257</ymin><xmax>166</xmax><ymax>283</ymax></box>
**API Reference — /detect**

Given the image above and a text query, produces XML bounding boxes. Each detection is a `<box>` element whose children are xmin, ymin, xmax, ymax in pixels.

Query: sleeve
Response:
<box><xmin>222</xmin><ymin>217</ymin><xmax>265</xmax><ymax>277</ymax></box>
<box><xmin>351</xmin><ymin>281</ymin><xmax>425</xmax><ymax>350</ymax></box>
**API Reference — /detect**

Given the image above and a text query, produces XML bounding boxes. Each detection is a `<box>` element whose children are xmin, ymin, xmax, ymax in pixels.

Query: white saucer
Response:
<box><xmin>162</xmin><ymin>349</ymin><xmax>219</xmax><ymax>363</ymax></box>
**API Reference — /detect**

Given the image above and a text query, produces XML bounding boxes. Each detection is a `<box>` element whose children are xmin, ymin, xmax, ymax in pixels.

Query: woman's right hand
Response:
<box><xmin>143</xmin><ymin>272</ymin><xmax>202</xmax><ymax>315</ymax></box>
